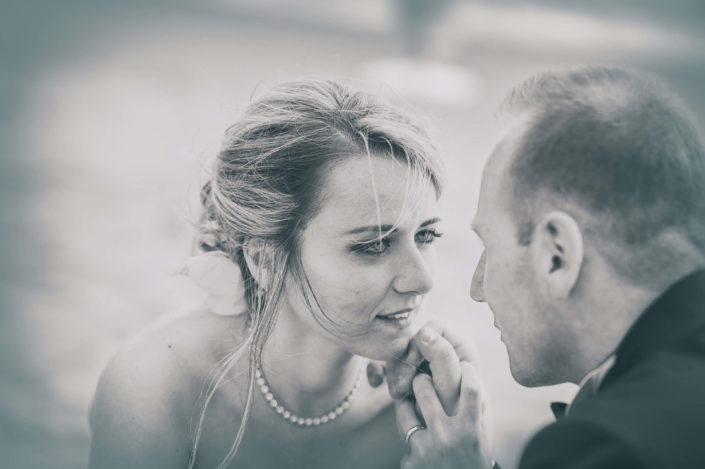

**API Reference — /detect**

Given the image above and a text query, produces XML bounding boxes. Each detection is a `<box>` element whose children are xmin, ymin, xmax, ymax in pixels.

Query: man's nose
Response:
<box><xmin>393</xmin><ymin>249</ymin><xmax>435</xmax><ymax>295</ymax></box>
<box><xmin>470</xmin><ymin>250</ymin><xmax>486</xmax><ymax>302</ymax></box>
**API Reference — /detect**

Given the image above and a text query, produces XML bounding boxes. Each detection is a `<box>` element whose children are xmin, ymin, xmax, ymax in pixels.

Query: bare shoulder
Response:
<box><xmin>89</xmin><ymin>308</ymin><xmax>250</xmax><ymax>468</ymax></box>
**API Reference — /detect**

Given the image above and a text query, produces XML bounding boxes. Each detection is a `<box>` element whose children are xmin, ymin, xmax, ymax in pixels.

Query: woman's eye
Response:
<box><xmin>352</xmin><ymin>238</ymin><xmax>392</xmax><ymax>256</ymax></box>
<box><xmin>415</xmin><ymin>229</ymin><xmax>443</xmax><ymax>245</ymax></box>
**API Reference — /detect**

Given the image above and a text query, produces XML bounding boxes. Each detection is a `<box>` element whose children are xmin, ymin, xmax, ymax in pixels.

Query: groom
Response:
<box><xmin>380</xmin><ymin>65</ymin><xmax>705</xmax><ymax>468</ymax></box>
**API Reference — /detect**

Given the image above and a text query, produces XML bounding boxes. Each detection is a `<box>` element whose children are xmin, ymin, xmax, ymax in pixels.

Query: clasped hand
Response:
<box><xmin>367</xmin><ymin>322</ymin><xmax>492</xmax><ymax>469</ymax></box>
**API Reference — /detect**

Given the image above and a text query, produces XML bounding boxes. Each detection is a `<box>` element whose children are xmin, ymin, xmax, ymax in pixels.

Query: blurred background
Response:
<box><xmin>1</xmin><ymin>1</ymin><xmax>703</xmax><ymax>467</ymax></box>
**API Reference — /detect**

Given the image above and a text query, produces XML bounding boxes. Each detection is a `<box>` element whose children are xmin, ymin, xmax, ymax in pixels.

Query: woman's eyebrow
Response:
<box><xmin>345</xmin><ymin>217</ymin><xmax>441</xmax><ymax>235</ymax></box>
<box><xmin>420</xmin><ymin>217</ymin><xmax>441</xmax><ymax>228</ymax></box>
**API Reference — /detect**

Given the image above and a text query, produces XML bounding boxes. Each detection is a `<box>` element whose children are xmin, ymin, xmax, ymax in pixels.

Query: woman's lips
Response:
<box><xmin>375</xmin><ymin>308</ymin><xmax>415</xmax><ymax>328</ymax></box>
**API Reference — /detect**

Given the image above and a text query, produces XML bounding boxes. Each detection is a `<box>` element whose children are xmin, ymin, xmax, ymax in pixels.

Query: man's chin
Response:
<box><xmin>509</xmin><ymin>364</ymin><xmax>566</xmax><ymax>388</ymax></box>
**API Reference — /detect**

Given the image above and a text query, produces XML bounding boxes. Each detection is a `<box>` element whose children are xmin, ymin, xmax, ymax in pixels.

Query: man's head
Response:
<box><xmin>471</xmin><ymin>65</ymin><xmax>705</xmax><ymax>386</ymax></box>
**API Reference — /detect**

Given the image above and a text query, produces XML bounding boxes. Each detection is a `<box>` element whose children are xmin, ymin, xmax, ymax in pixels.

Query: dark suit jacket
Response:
<box><xmin>518</xmin><ymin>270</ymin><xmax>705</xmax><ymax>469</ymax></box>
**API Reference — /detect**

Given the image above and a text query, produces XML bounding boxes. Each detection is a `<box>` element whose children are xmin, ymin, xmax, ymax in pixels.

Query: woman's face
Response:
<box><xmin>284</xmin><ymin>154</ymin><xmax>442</xmax><ymax>360</ymax></box>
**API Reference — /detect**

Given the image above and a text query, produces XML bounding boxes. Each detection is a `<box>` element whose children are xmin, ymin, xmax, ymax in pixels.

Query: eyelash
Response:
<box><xmin>416</xmin><ymin>229</ymin><xmax>443</xmax><ymax>245</ymax></box>
<box><xmin>351</xmin><ymin>229</ymin><xmax>444</xmax><ymax>257</ymax></box>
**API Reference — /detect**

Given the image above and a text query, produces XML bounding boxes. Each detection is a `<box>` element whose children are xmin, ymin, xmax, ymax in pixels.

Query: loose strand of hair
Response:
<box><xmin>360</xmin><ymin>131</ymin><xmax>385</xmax><ymax>244</ymax></box>
<box><xmin>215</xmin><ymin>254</ymin><xmax>288</xmax><ymax>468</ymax></box>
<box><xmin>187</xmin><ymin>331</ymin><xmax>252</xmax><ymax>469</ymax></box>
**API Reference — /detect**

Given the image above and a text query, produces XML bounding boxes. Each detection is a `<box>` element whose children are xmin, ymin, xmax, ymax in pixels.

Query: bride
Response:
<box><xmin>88</xmin><ymin>79</ymin><xmax>445</xmax><ymax>468</ymax></box>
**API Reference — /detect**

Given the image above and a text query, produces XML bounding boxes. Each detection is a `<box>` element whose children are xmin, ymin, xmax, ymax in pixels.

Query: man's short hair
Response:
<box><xmin>503</xmin><ymin>65</ymin><xmax>705</xmax><ymax>286</ymax></box>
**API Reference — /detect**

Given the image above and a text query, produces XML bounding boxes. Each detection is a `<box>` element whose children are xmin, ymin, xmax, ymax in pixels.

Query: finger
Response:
<box><xmin>367</xmin><ymin>361</ymin><xmax>385</xmax><ymax>388</ymax></box>
<box><xmin>386</xmin><ymin>342</ymin><xmax>424</xmax><ymax>399</ymax></box>
<box><xmin>456</xmin><ymin>363</ymin><xmax>492</xmax><ymax>464</ymax></box>
<box><xmin>412</xmin><ymin>373</ymin><xmax>447</xmax><ymax>430</ymax></box>
<box><xmin>421</xmin><ymin>320</ymin><xmax>479</xmax><ymax>365</ymax></box>
<box><xmin>442</xmin><ymin>327</ymin><xmax>480</xmax><ymax>365</ymax></box>
<box><xmin>458</xmin><ymin>360</ymin><xmax>485</xmax><ymax>422</ymax></box>
<box><xmin>414</xmin><ymin>326</ymin><xmax>461</xmax><ymax>415</ymax></box>
<box><xmin>394</xmin><ymin>398</ymin><xmax>423</xmax><ymax>441</ymax></box>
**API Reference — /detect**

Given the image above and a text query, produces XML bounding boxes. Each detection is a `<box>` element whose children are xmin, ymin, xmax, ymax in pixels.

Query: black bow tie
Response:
<box><xmin>550</xmin><ymin>357</ymin><xmax>616</xmax><ymax>420</ymax></box>
<box><xmin>550</xmin><ymin>401</ymin><xmax>569</xmax><ymax>419</ymax></box>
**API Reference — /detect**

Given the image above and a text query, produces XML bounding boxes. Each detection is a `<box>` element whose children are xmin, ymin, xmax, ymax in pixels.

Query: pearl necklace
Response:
<box><xmin>255</xmin><ymin>365</ymin><xmax>363</xmax><ymax>427</ymax></box>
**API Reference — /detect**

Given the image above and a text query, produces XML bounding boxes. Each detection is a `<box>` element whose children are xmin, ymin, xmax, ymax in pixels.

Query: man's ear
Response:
<box><xmin>530</xmin><ymin>211</ymin><xmax>583</xmax><ymax>299</ymax></box>
<box><xmin>242</xmin><ymin>238</ymin><xmax>271</xmax><ymax>288</ymax></box>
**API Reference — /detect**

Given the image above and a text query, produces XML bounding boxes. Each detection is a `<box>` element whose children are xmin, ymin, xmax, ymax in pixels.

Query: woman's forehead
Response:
<box><xmin>313</xmin><ymin>155</ymin><xmax>438</xmax><ymax>232</ymax></box>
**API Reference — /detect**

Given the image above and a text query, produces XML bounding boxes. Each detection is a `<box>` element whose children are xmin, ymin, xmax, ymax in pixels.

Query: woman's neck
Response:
<box><xmin>259</xmin><ymin>307</ymin><xmax>366</xmax><ymax>416</ymax></box>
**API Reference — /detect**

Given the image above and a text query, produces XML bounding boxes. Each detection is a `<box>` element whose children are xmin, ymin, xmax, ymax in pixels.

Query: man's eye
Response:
<box><xmin>415</xmin><ymin>229</ymin><xmax>443</xmax><ymax>245</ymax></box>
<box><xmin>352</xmin><ymin>238</ymin><xmax>392</xmax><ymax>256</ymax></box>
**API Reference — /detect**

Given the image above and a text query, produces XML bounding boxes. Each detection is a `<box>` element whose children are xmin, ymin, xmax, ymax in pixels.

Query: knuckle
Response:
<box><xmin>461</xmin><ymin>389</ymin><xmax>480</xmax><ymax>409</ymax></box>
<box><xmin>461</xmin><ymin>379</ymin><xmax>480</xmax><ymax>395</ymax></box>
<box><xmin>436</xmin><ymin>342</ymin><xmax>455</xmax><ymax>360</ymax></box>
<box><xmin>393</xmin><ymin>378</ymin><xmax>412</xmax><ymax>399</ymax></box>
<box><xmin>444</xmin><ymin>424</ymin><xmax>467</xmax><ymax>446</ymax></box>
<box><xmin>412</xmin><ymin>442</ymin><xmax>427</xmax><ymax>459</ymax></box>
<box><xmin>460</xmin><ymin>370</ymin><xmax>482</xmax><ymax>396</ymax></box>
<box><xmin>400</xmin><ymin>455</ymin><xmax>410</xmax><ymax>469</ymax></box>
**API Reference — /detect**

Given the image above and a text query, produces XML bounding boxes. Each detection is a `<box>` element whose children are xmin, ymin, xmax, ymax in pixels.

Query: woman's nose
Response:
<box><xmin>470</xmin><ymin>250</ymin><xmax>486</xmax><ymax>302</ymax></box>
<box><xmin>392</xmin><ymin>249</ymin><xmax>435</xmax><ymax>295</ymax></box>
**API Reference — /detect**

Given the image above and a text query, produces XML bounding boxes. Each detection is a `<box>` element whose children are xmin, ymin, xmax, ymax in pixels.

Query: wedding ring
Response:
<box><xmin>404</xmin><ymin>424</ymin><xmax>426</xmax><ymax>445</ymax></box>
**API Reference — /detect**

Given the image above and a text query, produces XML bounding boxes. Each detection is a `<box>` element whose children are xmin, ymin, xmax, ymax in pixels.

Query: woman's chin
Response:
<box><xmin>352</xmin><ymin>330</ymin><xmax>415</xmax><ymax>362</ymax></box>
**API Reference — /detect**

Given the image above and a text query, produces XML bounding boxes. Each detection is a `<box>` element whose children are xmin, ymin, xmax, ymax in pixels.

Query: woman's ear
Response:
<box><xmin>530</xmin><ymin>211</ymin><xmax>583</xmax><ymax>299</ymax></box>
<box><xmin>242</xmin><ymin>238</ymin><xmax>271</xmax><ymax>288</ymax></box>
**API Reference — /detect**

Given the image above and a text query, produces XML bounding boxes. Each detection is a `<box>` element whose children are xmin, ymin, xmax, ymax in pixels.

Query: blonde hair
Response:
<box><xmin>190</xmin><ymin>79</ymin><xmax>444</xmax><ymax>468</ymax></box>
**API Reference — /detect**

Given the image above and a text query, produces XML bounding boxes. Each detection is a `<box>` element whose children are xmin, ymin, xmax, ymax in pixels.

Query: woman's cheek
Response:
<box><xmin>330</xmin><ymin>270</ymin><xmax>391</xmax><ymax>322</ymax></box>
